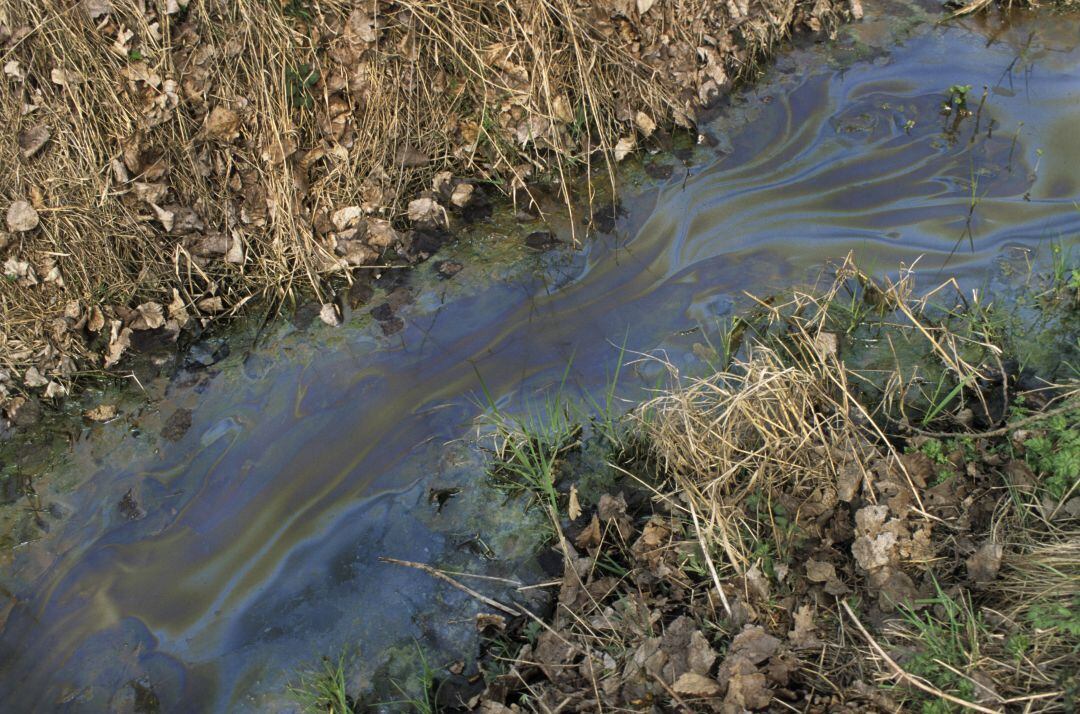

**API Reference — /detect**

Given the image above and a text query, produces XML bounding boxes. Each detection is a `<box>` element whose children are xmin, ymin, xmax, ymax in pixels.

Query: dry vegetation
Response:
<box><xmin>424</xmin><ymin>259</ymin><xmax>1080</xmax><ymax>712</ymax></box>
<box><xmin>0</xmin><ymin>0</ymin><xmax>855</xmax><ymax>419</ymax></box>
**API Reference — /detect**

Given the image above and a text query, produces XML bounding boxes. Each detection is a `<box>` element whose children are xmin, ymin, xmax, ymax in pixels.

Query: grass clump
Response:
<box><xmin>288</xmin><ymin>654</ymin><xmax>356</xmax><ymax>714</ymax></box>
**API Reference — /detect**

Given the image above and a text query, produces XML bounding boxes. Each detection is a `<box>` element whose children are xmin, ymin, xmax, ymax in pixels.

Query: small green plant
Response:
<box><xmin>288</xmin><ymin>654</ymin><xmax>355</xmax><ymax>714</ymax></box>
<box><xmin>287</xmin><ymin>63</ymin><xmax>320</xmax><ymax>110</ymax></box>
<box><xmin>1022</xmin><ymin>407</ymin><xmax>1080</xmax><ymax>501</ymax></box>
<box><xmin>892</xmin><ymin>580</ymin><xmax>985</xmax><ymax>713</ymax></box>
<box><xmin>390</xmin><ymin>643</ymin><xmax>437</xmax><ymax>714</ymax></box>
<box><xmin>945</xmin><ymin>84</ymin><xmax>972</xmax><ymax>114</ymax></box>
<box><xmin>475</xmin><ymin>363</ymin><xmax>580</xmax><ymax>516</ymax></box>
<box><xmin>1027</xmin><ymin>595</ymin><xmax>1080</xmax><ymax>637</ymax></box>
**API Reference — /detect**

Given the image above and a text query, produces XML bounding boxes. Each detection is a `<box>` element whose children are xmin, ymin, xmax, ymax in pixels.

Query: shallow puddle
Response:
<box><xmin>2</xmin><ymin>1</ymin><xmax>1079</xmax><ymax>710</ymax></box>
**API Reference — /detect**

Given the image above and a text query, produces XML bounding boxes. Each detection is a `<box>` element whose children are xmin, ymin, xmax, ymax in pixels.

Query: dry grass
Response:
<box><xmin>0</xmin><ymin>0</ymin><xmax>850</xmax><ymax>410</ymax></box>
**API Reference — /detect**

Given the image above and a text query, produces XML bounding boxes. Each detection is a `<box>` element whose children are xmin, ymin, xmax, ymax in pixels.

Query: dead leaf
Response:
<box><xmin>568</xmin><ymin>484</ymin><xmax>582</xmax><ymax>520</ymax></box>
<box><xmin>331</xmin><ymin>206</ymin><xmax>363</xmax><ymax>231</ymax></box>
<box><xmin>319</xmin><ymin>303</ymin><xmax>341</xmax><ymax>326</ymax></box>
<box><xmin>475</xmin><ymin>613</ymin><xmax>506</xmax><ymax>632</ymax></box>
<box><xmin>407</xmin><ymin>197</ymin><xmax>444</xmax><ymax>225</ymax></box>
<box><xmin>366</xmin><ymin>219</ymin><xmax>398</xmax><ymax>249</ymax></box>
<box><xmin>18</xmin><ymin>125</ymin><xmax>51</xmax><ymax>158</ymax></box>
<box><xmin>688</xmin><ymin>630</ymin><xmax>718</xmax><ymax>675</ymax></box>
<box><xmin>203</xmin><ymin>106</ymin><xmax>240</xmax><ymax>141</ymax></box>
<box><xmin>450</xmin><ymin>183</ymin><xmax>474</xmax><ymax>208</ymax></box>
<box><xmin>788</xmin><ymin>605</ymin><xmax>821</xmax><ymax>649</ymax></box>
<box><xmin>4</xmin><ymin>258</ymin><xmax>38</xmax><ymax>286</ymax></box>
<box><xmin>672</xmin><ymin>672</ymin><xmax>721</xmax><ymax>697</ymax></box>
<box><xmin>82</xmin><ymin>0</ymin><xmax>112</xmax><ymax>20</ymax></box>
<box><xmin>44</xmin><ymin>381</ymin><xmax>67</xmax><ymax>399</ymax></box>
<box><xmin>614</xmin><ymin>135</ymin><xmax>637</xmax><ymax>161</ymax></box>
<box><xmin>24</xmin><ymin>366</ymin><xmax>48</xmax><ymax>388</ymax></box>
<box><xmin>104</xmin><ymin>321</ymin><xmax>132</xmax><ymax>367</ymax></box>
<box><xmin>85</xmin><ymin>404</ymin><xmax>117</xmax><ymax>421</ymax></box>
<box><xmin>573</xmin><ymin>514</ymin><xmax>602</xmax><ymax>550</ymax></box>
<box><xmin>88</xmin><ymin>306</ymin><xmax>106</xmax><ymax>333</ymax></box>
<box><xmin>129</xmin><ymin>302</ymin><xmax>165</xmax><ymax>330</ymax></box>
<box><xmin>6</xmin><ymin>200</ymin><xmax>39</xmax><ymax>232</ymax></box>
<box><xmin>634</xmin><ymin>111</ymin><xmax>656</xmax><ymax>137</ymax></box>
<box><xmin>966</xmin><ymin>542</ymin><xmax>1003</xmax><ymax>584</ymax></box>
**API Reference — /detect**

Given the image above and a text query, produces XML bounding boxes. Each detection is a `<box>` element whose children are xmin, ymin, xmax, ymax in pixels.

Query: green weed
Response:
<box><xmin>288</xmin><ymin>654</ymin><xmax>355</xmax><ymax>714</ymax></box>
<box><xmin>1021</xmin><ymin>407</ymin><xmax>1080</xmax><ymax>501</ymax></box>
<box><xmin>892</xmin><ymin>580</ymin><xmax>986</xmax><ymax>713</ymax></box>
<box><xmin>475</xmin><ymin>364</ymin><xmax>580</xmax><ymax>515</ymax></box>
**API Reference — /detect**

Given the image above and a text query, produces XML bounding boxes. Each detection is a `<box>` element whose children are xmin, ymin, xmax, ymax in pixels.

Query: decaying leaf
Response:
<box><xmin>6</xmin><ymin>200</ymin><xmax>39</xmax><ymax>232</ymax></box>
<box><xmin>332</xmin><ymin>206</ymin><xmax>363</xmax><ymax>231</ymax></box>
<box><xmin>568</xmin><ymin>484</ymin><xmax>582</xmax><ymax>520</ymax></box>
<box><xmin>23</xmin><ymin>366</ymin><xmax>49</xmax><ymax>388</ymax></box>
<box><xmin>18</xmin><ymin>125</ymin><xmax>51</xmax><ymax>158</ymax></box>
<box><xmin>966</xmin><ymin>542</ymin><xmax>1003</xmax><ymax>584</ymax></box>
<box><xmin>85</xmin><ymin>404</ymin><xmax>118</xmax><ymax>422</ymax></box>
<box><xmin>614</xmin><ymin>135</ymin><xmax>637</xmax><ymax>161</ymax></box>
<box><xmin>634</xmin><ymin>111</ymin><xmax>657</xmax><ymax>137</ymax></box>
<box><xmin>450</xmin><ymin>182</ymin><xmax>474</xmax><ymax>208</ymax></box>
<box><xmin>407</xmin><ymin>197</ymin><xmax>445</xmax><ymax>225</ymax></box>
<box><xmin>319</xmin><ymin>303</ymin><xmax>341</xmax><ymax>326</ymax></box>
<box><xmin>203</xmin><ymin>106</ymin><xmax>240</xmax><ymax>141</ymax></box>
<box><xmin>130</xmin><ymin>302</ymin><xmax>165</xmax><ymax>330</ymax></box>
<box><xmin>672</xmin><ymin>672</ymin><xmax>721</xmax><ymax>697</ymax></box>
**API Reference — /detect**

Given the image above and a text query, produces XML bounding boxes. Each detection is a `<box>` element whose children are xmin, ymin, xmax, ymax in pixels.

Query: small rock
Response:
<box><xmin>435</xmin><ymin>260</ymin><xmax>462</xmax><ymax>279</ymax></box>
<box><xmin>118</xmin><ymin>487</ymin><xmax>145</xmax><ymax>520</ymax></box>
<box><xmin>524</xmin><ymin>231</ymin><xmax>561</xmax><ymax>251</ymax></box>
<box><xmin>160</xmin><ymin>408</ymin><xmax>192</xmax><ymax>442</ymax></box>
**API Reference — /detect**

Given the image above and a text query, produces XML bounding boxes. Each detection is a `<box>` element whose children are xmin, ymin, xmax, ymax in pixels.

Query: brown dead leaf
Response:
<box><xmin>18</xmin><ymin>125</ymin><xmax>51</xmax><ymax>158</ymax></box>
<box><xmin>672</xmin><ymin>671</ymin><xmax>721</xmax><ymax>697</ymax></box>
<box><xmin>6</xmin><ymin>200</ymin><xmax>39</xmax><ymax>232</ymax></box>
<box><xmin>203</xmin><ymin>106</ymin><xmax>240</xmax><ymax>141</ymax></box>
<box><xmin>319</xmin><ymin>303</ymin><xmax>341</xmax><ymax>326</ymax></box>
<box><xmin>407</xmin><ymin>197</ymin><xmax>444</xmax><ymax>225</ymax></box>
<box><xmin>23</xmin><ymin>366</ymin><xmax>48</xmax><ymax>388</ymax></box>
<box><xmin>450</xmin><ymin>183</ymin><xmax>474</xmax><ymax>208</ymax></box>
<box><xmin>475</xmin><ymin>613</ymin><xmax>506</xmax><ymax>632</ymax></box>
<box><xmin>787</xmin><ymin>605</ymin><xmax>821</xmax><ymax>649</ymax></box>
<box><xmin>634</xmin><ymin>111</ymin><xmax>657</xmax><ymax>137</ymax></box>
<box><xmin>614</xmin><ymin>135</ymin><xmax>637</xmax><ymax>161</ymax></box>
<box><xmin>129</xmin><ymin>302</ymin><xmax>165</xmax><ymax>330</ymax></box>
<box><xmin>573</xmin><ymin>514</ymin><xmax>602</xmax><ymax>550</ymax></box>
<box><xmin>331</xmin><ymin>206</ymin><xmax>363</xmax><ymax>231</ymax></box>
<box><xmin>85</xmin><ymin>404</ymin><xmax>118</xmax><ymax>422</ymax></box>
<box><xmin>966</xmin><ymin>542</ymin><xmax>1003</xmax><ymax>584</ymax></box>
<box><xmin>567</xmin><ymin>484</ymin><xmax>582</xmax><ymax>520</ymax></box>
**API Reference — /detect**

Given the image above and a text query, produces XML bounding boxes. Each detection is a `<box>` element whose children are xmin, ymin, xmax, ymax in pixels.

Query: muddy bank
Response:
<box><xmin>0</xmin><ymin>0</ymin><xmax>856</xmax><ymax>408</ymax></box>
<box><xmin>1</xmin><ymin>0</ymin><xmax>1080</xmax><ymax>710</ymax></box>
<box><xmin>444</xmin><ymin>259</ymin><xmax>1079</xmax><ymax>712</ymax></box>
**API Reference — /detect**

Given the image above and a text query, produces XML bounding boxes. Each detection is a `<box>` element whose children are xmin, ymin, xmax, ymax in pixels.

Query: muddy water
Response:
<box><xmin>3</xmin><ymin>3</ymin><xmax>1080</xmax><ymax>711</ymax></box>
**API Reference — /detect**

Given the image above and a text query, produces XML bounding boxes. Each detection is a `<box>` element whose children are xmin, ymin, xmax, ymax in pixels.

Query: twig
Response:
<box><xmin>840</xmin><ymin>601</ymin><xmax>1002</xmax><ymax>714</ymax></box>
<box><xmin>900</xmin><ymin>398</ymin><xmax>1077</xmax><ymax>440</ymax></box>
<box><xmin>689</xmin><ymin>500</ymin><xmax>733</xmax><ymax>618</ymax></box>
<box><xmin>379</xmin><ymin>557</ymin><xmax>517</xmax><ymax>616</ymax></box>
